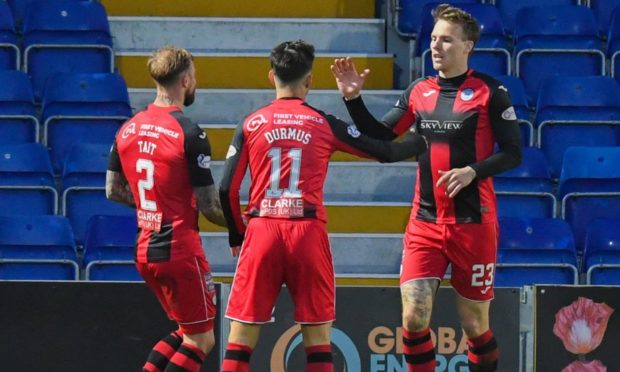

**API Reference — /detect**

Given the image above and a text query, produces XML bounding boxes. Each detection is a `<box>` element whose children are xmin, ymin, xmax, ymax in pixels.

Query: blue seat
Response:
<box><xmin>0</xmin><ymin>215</ymin><xmax>78</xmax><ymax>280</ymax></box>
<box><xmin>83</xmin><ymin>215</ymin><xmax>138</xmax><ymax>281</ymax></box>
<box><xmin>495</xmin><ymin>148</ymin><xmax>556</xmax><ymax>218</ymax></box>
<box><xmin>0</xmin><ymin>71</ymin><xmax>39</xmax><ymax>144</ymax></box>
<box><xmin>584</xmin><ymin>218</ymin><xmax>620</xmax><ymax>284</ymax></box>
<box><xmin>22</xmin><ymin>0</ymin><xmax>113</xmax><ymax>100</ymax></box>
<box><xmin>590</xmin><ymin>0</ymin><xmax>620</xmax><ymax>35</ymax></box>
<box><xmin>608</xmin><ymin>8</ymin><xmax>620</xmax><ymax>85</ymax></box>
<box><xmin>559</xmin><ymin>147</ymin><xmax>620</xmax><ymax>252</ymax></box>
<box><xmin>417</xmin><ymin>3</ymin><xmax>509</xmax><ymax>77</ymax></box>
<box><xmin>496</xmin><ymin>76</ymin><xmax>533</xmax><ymax>146</ymax></box>
<box><xmin>495</xmin><ymin>217</ymin><xmax>578</xmax><ymax>287</ymax></box>
<box><xmin>494</xmin><ymin>0</ymin><xmax>579</xmax><ymax>35</ymax></box>
<box><xmin>0</xmin><ymin>143</ymin><xmax>57</xmax><ymax>215</ymax></box>
<box><xmin>62</xmin><ymin>144</ymin><xmax>134</xmax><ymax>245</ymax></box>
<box><xmin>41</xmin><ymin>72</ymin><xmax>132</xmax><ymax>172</ymax></box>
<box><xmin>0</xmin><ymin>1</ymin><xmax>19</xmax><ymax>70</ymax></box>
<box><xmin>393</xmin><ymin>0</ymin><xmax>479</xmax><ymax>36</ymax></box>
<box><xmin>535</xmin><ymin>76</ymin><xmax>620</xmax><ymax>179</ymax></box>
<box><xmin>514</xmin><ymin>5</ymin><xmax>604</xmax><ymax>104</ymax></box>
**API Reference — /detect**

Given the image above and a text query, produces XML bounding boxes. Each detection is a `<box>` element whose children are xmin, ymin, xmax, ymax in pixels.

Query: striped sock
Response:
<box><xmin>467</xmin><ymin>329</ymin><xmax>499</xmax><ymax>372</ymax></box>
<box><xmin>164</xmin><ymin>343</ymin><xmax>206</xmax><ymax>372</ymax></box>
<box><xmin>221</xmin><ymin>343</ymin><xmax>253</xmax><ymax>372</ymax></box>
<box><xmin>143</xmin><ymin>330</ymin><xmax>183</xmax><ymax>372</ymax></box>
<box><xmin>403</xmin><ymin>328</ymin><xmax>436</xmax><ymax>372</ymax></box>
<box><xmin>305</xmin><ymin>344</ymin><xmax>333</xmax><ymax>372</ymax></box>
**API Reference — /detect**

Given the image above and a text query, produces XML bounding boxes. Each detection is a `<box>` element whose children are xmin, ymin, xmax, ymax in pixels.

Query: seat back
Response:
<box><xmin>83</xmin><ymin>215</ymin><xmax>137</xmax><ymax>264</ymax></box>
<box><xmin>0</xmin><ymin>1</ymin><xmax>18</xmax><ymax>70</ymax></box>
<box><xmin>394</xmin><ymin>0</ymin><xmax>478</xmax><ymax>36</ymax></box>
<box><xmin>590</xmin><ymin>0</ymin><xmax>620</xmax><ymax>35</ymax></box>
<box><xmin>559</xmin><ymin>146</ymin><xmax>620</xmax><ymax>196</ymax></box>
<box><xmin>494</xmin><ymin>147</ymin><xmax>552</xmax><ymax>192</ymax></box>
<box><xmin>608</xmin><ymin>8</ymin><xmax>620</xmax><ymax>84</ymax></box>
<box><xmin>494</xmin><ymin>0</ymin><xmax>577</xmax><ymax>35</ymax></box>
<box><xmin>584</xmin><ymin>218</ymin><xmax>620</xmax><ymax>284</ymax></box>
<box><xmin>0</xmin><ymin>71</ymin><xmax>38</xmax><ymax>144</ymax></box>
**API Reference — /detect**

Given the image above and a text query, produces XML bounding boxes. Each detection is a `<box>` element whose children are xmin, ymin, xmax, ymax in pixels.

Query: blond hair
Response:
<box><xmin>147</xmin><ymin>46</ymin><xmax>193</xmax><ymax>86</ymax></box>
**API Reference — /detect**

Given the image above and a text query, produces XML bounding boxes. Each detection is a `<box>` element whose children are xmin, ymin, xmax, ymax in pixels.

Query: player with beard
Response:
<box><xmin>106</xmin><ymin>46</ymin><xmax>228</xmax><ymax>372</ymax></box>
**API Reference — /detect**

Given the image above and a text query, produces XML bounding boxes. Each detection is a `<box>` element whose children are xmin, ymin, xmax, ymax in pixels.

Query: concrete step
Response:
<box><xmin>198</xmin><ymin>202</ymin><xmax>411</xmax><ymax>233</ymax></box>
<box><xmin>110</xmin><ymin>17</ymin><xmax>385</xmax><ymax>54</ymax></box>
<box><xmin>202</xmin><ymin>232</ymin><xmax>403</xmax><ymax>276</ymax></box>
<box><xmin>117</xmin><ymin>52</ymin><xmax>393</xmax><ymax>89</ymax></box>
<box><xmin>205</xmin><ymin>125</ymin><xmax>417</xmax><ymax>162</ymax></box>
<box><xmin>129</xmin><ymin>89</ymin><xmax>401</xmax><ymax>125</ymax></box>
<box><xmin>101</xmin><ymin>0</ymin><xmax>375</xmax><ymax>18</ymax></box>
<box><xmin>209</xmin><ymin>161</ymin><xmax>417</xmax><ymax>200</ymax></box>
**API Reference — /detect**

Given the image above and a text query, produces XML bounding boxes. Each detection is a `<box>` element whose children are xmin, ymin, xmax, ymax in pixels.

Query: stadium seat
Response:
<box><xmin>41</xmin><ymin>72</ymin><xmax>132</xmax><ymax>172</ymax></box>
<box><xmin>495</xmin><ymin>148</ymin><xmax>556</xmax><ymax>218</ymax></box>
<box><xmin>514</xmin><ymin>5</ymin><xmax>605</xmax><ymax>104</ymax></box>
<box><xmin>62</xmin><ymin>144</ymin><xmax>134</xmax><ymax>245</ymax></box>
<box><xmin>393</xmin><ymin>0</ymin><xmax>479</xmax><ymax>36</ymax></box>
<box><xmin>22</xmin><ymin>0</ymin><xmax>114</xmax><ymax>100</ymax></box>
<box><xmin>559</xmin><ymin>147</ymin><xmax>620</xmax><ymax>252</ymax></box>
<box><xmin>0</xmin><ymin>71</ymin><xmax>39</xmax><ymax>145</ymax></box>
<box><xmin>590</xmin><ymin>0</ymin><xmax>620</xmax><ymax>35</ymax></box>
<box><xmin>0</xmin><ymin>143</ymin><xmax>57</xmax><ymax>215</ymax></box>
<box><xmin>496</xmin><ymin>76</ymin><xmax>534</xmax><ymax>146</ymax></box>
<box><xmin>495</xmin><ymin>217</ymin><xmax>578</xmax><ymax>287</ymax></box>
<box><xmin>83</xmin><ymin>215</ymin><xmax>137</xmax><ymax>281</ymax></box>
<box><xmin>417</xmin><ymin>3</ymin><xmax>510</xmax><ymax>77</ymax></box>
<box><xmin>494</xmin><ymin>0</ymin><xmax>579</xmax><ymax>35</ymax></box>
<box><xmin>608</xmin><ymin>8</ymin><xmax>620</xmax><ymax>84</ymax></box>
<box><xmin>0</xmin><ymin>1</ymin><xmax>19</xmax><ymax>70</ymax></box>
<box><xmin>584</xmin><ymin>218</ymin><xmax>620</xmax><ymax>285</ymax></box>
<box><xmin>535</xmin><ymin>76</ymin><xmax>620</xmax><ymax>179</ymax></box>
<box><xmin>0</xmin><ymin>215</ymin><xmax>78</xmax><ymax>280</ymax></box>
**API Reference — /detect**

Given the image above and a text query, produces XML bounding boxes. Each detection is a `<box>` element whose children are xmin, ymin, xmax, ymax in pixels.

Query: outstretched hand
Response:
<box><xmin>330</xmin><ymin>57</ymin><xmax>370</xmax><ymax>100</ymax></box>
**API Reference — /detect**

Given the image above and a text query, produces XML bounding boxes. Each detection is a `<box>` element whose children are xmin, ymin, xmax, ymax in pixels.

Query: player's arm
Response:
<box><xmin>105</xmin><ymin>141</ymin><xmax>135</xmax><ymax>208</ymax></box>
<box><xmin>183</xmin><ymin>124</ymin><xmax>227</xmax><ymax>227</ymax></box>
<box><xmin>327</xmin><ymin>115</ymin><xmax>428</xmax><ymax>162</ymax></box>
<box><xmin>219</xmin><ymin>122</ymin><xmax>249</xmax><ymax>251</ymax></box>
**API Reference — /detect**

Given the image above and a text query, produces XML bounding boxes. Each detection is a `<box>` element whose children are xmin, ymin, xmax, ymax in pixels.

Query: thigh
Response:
<box><xmin>284</xmin><ymin>220</ymin><xmax>335</xmax><ymax>324</ymax></box>
<box><xmin>446</xmin><ymin>223</ymin><xmax>498</xmax><ymax>301</ymax></box>
<box><xmin>226</xmin><ymin>218</ymin><xmax>286</xmax><ymax>323</ymax></box>
<box><xmin>136</xmin><ymin>262</ymin><xmax>174</xmax><ymax>319</ymax></box>
<box><xmin>401</xmin><ymin>219</ymin><xmax>450</xmax><ymax>285</ymax></box>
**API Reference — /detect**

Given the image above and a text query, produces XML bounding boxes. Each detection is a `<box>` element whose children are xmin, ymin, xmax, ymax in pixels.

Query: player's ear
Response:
<box><xmin>268</xmin><ymin>69</ymin><xmax>276</xmax><ymax>87</ymax></box>
<box><xmin>305</xmin><ymin>73</ymin><xmax>312</xmax><ymax>89</ymax></box>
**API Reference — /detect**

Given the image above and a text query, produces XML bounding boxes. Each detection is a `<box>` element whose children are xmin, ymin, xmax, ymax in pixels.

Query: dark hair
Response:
<box><xmin>270</xmin><ymin>40</ymin><xmax>315</xmax><ymax>84</ymax></box>
<box><xmin>432</xmin><ymin>4</ymin><xmax>481</xmax><ymax>44</ymax></box>
<box><xmin>147</xmin><ymin>46</ymin><xmax>193</xmax><ymax>86</ymax></box>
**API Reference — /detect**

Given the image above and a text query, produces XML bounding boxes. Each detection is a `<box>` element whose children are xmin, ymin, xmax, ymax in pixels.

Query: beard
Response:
<box><xmin>184</xmin><ymin>88</ymin><xmax>196</xmax><ymax>107</ymax></box>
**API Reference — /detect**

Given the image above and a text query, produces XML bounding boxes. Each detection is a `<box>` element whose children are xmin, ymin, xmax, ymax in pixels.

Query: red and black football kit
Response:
<box><xmin>345</xmin><ymin>69</ymin><xmax>521</xmax><ymax>300</ymax></box>
<box><xmin>220</xmin><ymin>97</ymin><xmax>427</xmax><ymax>323</ymax></box>
<box><xmin>109</xmin><ymin>104</ymin><xmax>217</xmax><ymax>333</ymax></box>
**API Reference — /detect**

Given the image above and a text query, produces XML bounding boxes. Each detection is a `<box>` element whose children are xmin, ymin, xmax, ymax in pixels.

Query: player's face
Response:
<box><xmin>430</xmin><ymin>19</ymin><xmax>473</xmax><ymax>78</ymax></box>
<box><xmin>183</xmin><ymin>63</ymin><xmax>197</xmax><ymax>107</ymax></box>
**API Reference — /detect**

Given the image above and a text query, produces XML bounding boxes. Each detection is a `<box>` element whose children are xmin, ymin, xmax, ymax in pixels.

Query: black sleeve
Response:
<box><xmin>327</xmin><ymin>114</ymin><xmax>428</xmax><ymax>163</ymax></box>
<box><xmin>469</xmin><ymin>86</ymin><xmax>522</xmax><ymax>179</ymax></box>
<box><xmin>175</xmin><ymin>115</ymin><xmax>215</xmax><ymax>187</ymax></box>
<box><xmin>343</xmin><ymin>80</ymin><xmax>419</xmax><ymax>139</ymax></box>
<box><xmin>219</xmin><ymin>122</ymin><xmax>248</xmax><ymax>247</ymax></box>
<box><xmin>107</xmin><ymin>140</ymin><xmax>122</xmax><ymax>172</ymax></box>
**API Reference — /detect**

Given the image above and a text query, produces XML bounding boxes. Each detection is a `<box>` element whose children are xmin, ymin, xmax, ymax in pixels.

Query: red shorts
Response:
<box><xmin>226</xmin><ymin>218</ymin><xmax>335</xmax><ymax>324</ymax></box>
<box><xmin>137</xmin><ymin>255</ymin><xmax>216</xmax><ymax>334</ymax></box>
<box><xmin>401</xmin><ymin>219</ymin><xmax>498</xmax><ymax>301</ymax></box>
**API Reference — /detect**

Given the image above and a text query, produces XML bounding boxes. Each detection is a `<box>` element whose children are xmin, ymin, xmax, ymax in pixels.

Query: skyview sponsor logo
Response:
<box><xmin>420</xmin><ymin>120</ymin><xmax>463</xmax><ymax>131</ymax></box>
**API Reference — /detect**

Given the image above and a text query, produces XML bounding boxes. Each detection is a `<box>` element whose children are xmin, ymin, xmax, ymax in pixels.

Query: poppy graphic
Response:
<box><xmin>562</xmin><ymin>360</ymin><xmax>607</xmax><ymax>372</ymax></box>
<box><xmin>553</xmin><ymin>297</ymin><xmax>614</xmax><ymax>355</ymax></box>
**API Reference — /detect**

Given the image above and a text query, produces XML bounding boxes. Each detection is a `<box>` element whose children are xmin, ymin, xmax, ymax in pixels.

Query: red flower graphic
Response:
<box><xmin>562</xmin><ymin>360</ymin><xmax>607</xmax><ymax>372</ymax></box>
<box><xmin>553</xmin><ymin>297</ymin><xmax>614</xmax><ymax>354</ymax></box>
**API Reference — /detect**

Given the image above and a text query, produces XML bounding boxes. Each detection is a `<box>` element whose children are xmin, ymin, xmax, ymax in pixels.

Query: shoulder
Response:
<box><xmin>469</xmin><ymin>70</ymin><xmax>503</xmax><ymax>92</ymax></box>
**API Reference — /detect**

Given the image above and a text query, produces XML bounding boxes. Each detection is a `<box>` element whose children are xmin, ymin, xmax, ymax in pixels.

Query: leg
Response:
<box><xmin>221</xmin><ymin>321</ymin><xmax>261</xmax><ymax>372</ymax></box>
<box><xmin>401</xmin><ymin>279</ymin><xmax>439</xmax><ymax>372</ymax></box>
<box><xmin>164</xmin><ymin>328</ymin><xmax>214</xmax><ymax>372</ymax></box>
<box><xmin>142</xmin><ymin>329</ymin><xmax>183</xmax><ymax>372</ymax></box>
<box><xmin>301</xmin><ymin>323</ymin><xmax>333</xmax><ymax>372</ymax></box>
<box><xmin>456</xmin><ymin>297</ymin><xmax>498</xmax><ymax>372</ymax></box>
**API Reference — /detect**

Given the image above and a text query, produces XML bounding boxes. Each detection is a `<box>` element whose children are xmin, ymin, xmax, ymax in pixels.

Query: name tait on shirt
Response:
<box><xmin>138</xmin><ymin>140</ymin><xmax>157</xmax><ymax>155</ymax></box>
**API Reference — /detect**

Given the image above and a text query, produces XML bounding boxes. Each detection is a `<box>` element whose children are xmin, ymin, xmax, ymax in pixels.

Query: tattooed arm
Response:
<box><xmin>105</xmin><ymin>170</ymin><xmax>136</xmax><ymax>208</ymax></box>
<box><xmin>194</xmin><ymin>185</ymin><xmax>227</xmax><ymax>227</ymax></box>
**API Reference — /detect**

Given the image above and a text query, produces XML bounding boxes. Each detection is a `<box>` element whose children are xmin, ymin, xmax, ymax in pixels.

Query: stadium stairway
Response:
<box><xmin>105</xmin><ymin>0</ymin><xmax>407</xmax><ymax>283</ymax></box>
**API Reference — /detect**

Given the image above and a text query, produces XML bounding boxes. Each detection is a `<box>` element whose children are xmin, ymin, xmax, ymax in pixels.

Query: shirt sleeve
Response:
<box><xmin>469</xmin><ymin>86</ymin><xmax>522</xmax><ymax>179</ymax></box>
<box><xmin>326</xmin><ymin>114</ymin><xmax>428</xmax><ymax>163</ymax></box>
<box><xmin>343</xmin><ymin>80</ymin><xmax>419</xmax><ymax>139</ymax></box>
<box><xmin>184</xmin><ymin>124</ymin><xmax>215</xmax><ymax>187</ymax></box>
<box><xmin>219</xmin><ymin>122</ymin><xmax>249</xmax><ymax>247</ymax></box>
<box><xmin>107</xmin><ymin>140</ymin><xmax>122</xmax><ymax>172</ymax></box>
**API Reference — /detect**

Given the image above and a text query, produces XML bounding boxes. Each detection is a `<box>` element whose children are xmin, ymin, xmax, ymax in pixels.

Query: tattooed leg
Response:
<box><xmin>401</xmin><ymin>279</ymin><xmax>439</xmax><ymax>332</ymax></box>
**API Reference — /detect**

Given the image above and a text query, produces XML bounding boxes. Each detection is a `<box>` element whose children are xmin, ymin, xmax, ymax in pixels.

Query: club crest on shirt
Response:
<box><xmin>460</xmin><ymin>88</ymin><xmax>474</xmax><ymax>101</ymax></box>
<box><xmin>246</xmin><ymin>114</ymin><xmax>268</xmax><ymax>132</ymax></box>
<box><xmin>502</xmin><ymin>106</ymin><xmax>517</xmax><ymax>120</ymax></box>
<box><xmin>347</xmin><ymin>125</ymin><xmax>361</xmax><ymax>138</ymax></box>
<box><xmin>197</xmin><ymin>154</ymin><xmax>210</xmax><ymax>169</ymax></box>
